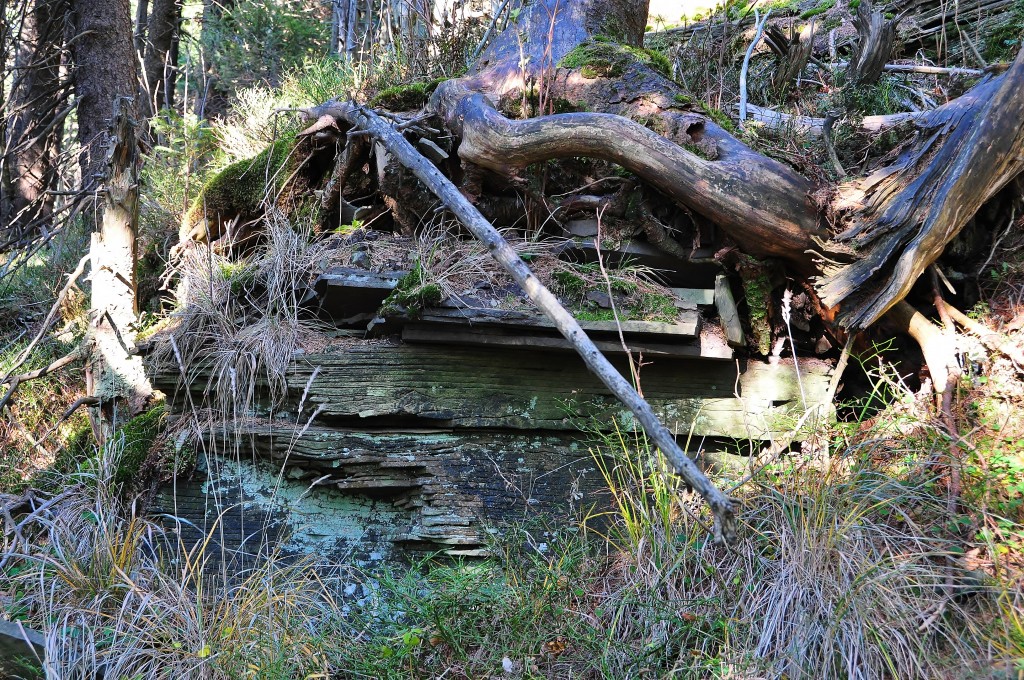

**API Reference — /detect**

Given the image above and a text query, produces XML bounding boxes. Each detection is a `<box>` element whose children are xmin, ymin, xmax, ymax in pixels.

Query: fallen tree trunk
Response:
<box><xmin>307</xmin><ymin>101</ymin><xmax>739</xmax><ymax>544</ymax></box>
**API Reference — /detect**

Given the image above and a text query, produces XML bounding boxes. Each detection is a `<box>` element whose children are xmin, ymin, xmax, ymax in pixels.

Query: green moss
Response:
<box><xmin>673</xmin><ymin>93</ymin><xmax>695</xmax><ymax>106</ymax></box>
<box><xmin>800</xmin><ymin>0</ymin><xmax>835</xmax><ymax>18</ymax></box>
<box><xmin>682</xmin><ymin>141</ymin><xmax>714</xmax><ymax>160</ymax></box>
<box><xmin>635</xmin><ymin>293</ymin><xmax>678</xmax><ymax>322</ymax></box>
<box><xmin>111</xmin><ymin>404</ymin><xmax>166</xmax><ymax>488</ymax></box>
<box><xmin>983</xmin><ymin>0</ymin><xmax>1023</xmax><ymax>61</ymax></box>
<box><xmin>634</xmin><ymin>114</ymin><xmax>668</xmax><ymax>135</ymax></box>
<box><xmin>738</xmin><ymin>262</ymin><xmax>773</xmax><ymax>355</ymax></box>
<box><xmin>552</xmin><ymin>98</ymin><xmax>590</xmax><ymax>113</ymax></box>
<box><xmin>559</xmin><ymin>40</ymin><xmax>672</xmax><ymax>79</ymax></box>
<box><xmin>217</xmin><ymin>260</ymin><xmax>257</xmax><ymax>295</ymax></box>
<box><xmin>381</xmin><ymin>262</ymin><xmax>443</xmax><ymax>316</ymax></box>
<box><xmin>370</xmin><ymin>78</ymin><xmax>444</xmax><ymax>110</ymax></box>
<box><xmin>575</xmin><ymin>308</ymin><xmax>618</xmax><ymax>322</ymax></box>
<box><xmin>182</xmin><ymin>137</ymin><xmax>297</xmax><ymax>239</ymax></box>
<box><xmin>553</xmin><ymin>270</ymin><xmax>588</xmax><ymax>297</ymax></box>
<box><xmin>704</xmin><ymin>106</ymin><xmax>739</xmax><ymax>135</ymax></box>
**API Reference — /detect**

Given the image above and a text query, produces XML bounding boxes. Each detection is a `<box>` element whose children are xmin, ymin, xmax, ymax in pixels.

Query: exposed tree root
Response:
<box><xmin>429</xmin><ymin>81</ymin><xmax>822</xmax><ymax>262</ymax></box>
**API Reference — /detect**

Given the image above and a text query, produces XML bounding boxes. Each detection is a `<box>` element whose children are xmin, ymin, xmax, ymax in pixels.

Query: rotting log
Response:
<box><xmin>818</xmin><ymin>48</ymin><xmax>1024</xmax><ymax>329</ymax></box>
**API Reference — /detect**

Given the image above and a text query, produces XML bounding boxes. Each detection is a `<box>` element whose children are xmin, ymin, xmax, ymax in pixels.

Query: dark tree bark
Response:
<box><xmin>69</xmin><ymin>0</ymin><xmax>152</xmax><ymax>440</ymax></box>
<box><xmin>142</xmin><ymin>0</ymin><xmax>182</xmax><ymax>114</ymax></box>
<box><xmin>848</xmin><ymin>0</ymin><xmax>898</xmax><ymax>86</ymax></box>
<box><xmin>4</xmin><ymin>0</ymin><xmax>68</xmax><ymax>241</ymax></box>
<box><xmin>69</xmin><ymin>0</ymin><xmax>138</xmax><ymax>188</ymax></box>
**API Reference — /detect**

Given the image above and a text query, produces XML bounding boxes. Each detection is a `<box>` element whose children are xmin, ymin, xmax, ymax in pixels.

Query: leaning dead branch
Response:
<box><xmin>309</xmin><ymin>100</ymin><xmax>739</xmax><ymax>545</ymax></box>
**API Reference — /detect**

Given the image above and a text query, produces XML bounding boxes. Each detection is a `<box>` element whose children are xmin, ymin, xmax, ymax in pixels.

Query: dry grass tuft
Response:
<box><xmin>7</xmin><ymin>448</ymin><xmax>347</xmax><ymax>679</ymax></box>
<box><xmin>590</xmin><ymin>418</ymin><xmax>1008</xmax><ymax>679</ymax></box>
<box><xmin>152</xmin><ymin>208</ymin><xmax>327</xmax><ymax>419</ymax></box>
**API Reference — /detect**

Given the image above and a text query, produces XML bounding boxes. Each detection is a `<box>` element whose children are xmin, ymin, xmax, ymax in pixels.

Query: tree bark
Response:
<box><xmin>849</xmin><ymin>0</ymin><xmax>898</xmax><ymax>86</ymax></box>
<box><xmin>4</xmin><ymin>0</ymin><xmax>67</xmax><ymax>241</ymax></box>
<box><xmin>69</xmin><ymin>0</ymin><xmax>152</xmax><ymax>440</ymax></box>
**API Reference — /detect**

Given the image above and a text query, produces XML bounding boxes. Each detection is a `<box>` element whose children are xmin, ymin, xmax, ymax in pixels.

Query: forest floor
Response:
<box><xmin>2</xmin><ymin>0</ymin><xmax>1024</xmax><ymax>677</ymax></box>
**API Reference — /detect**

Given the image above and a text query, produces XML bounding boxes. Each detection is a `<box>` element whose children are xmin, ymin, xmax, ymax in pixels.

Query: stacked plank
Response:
<box><xmin>150</xmin><ymin>264</ymin><xmax>833</xmax><ymax>565</ymax></box>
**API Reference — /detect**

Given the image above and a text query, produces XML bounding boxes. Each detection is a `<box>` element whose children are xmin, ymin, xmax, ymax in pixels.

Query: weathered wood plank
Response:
<box><xmin>715</xmin><ymin>274</ymin><xmax>746</xmax><ymax>348</ymax></box>
<box><xmin>401</xmin><ymin>323</ymin><xmax>726</xmax><ymax>358</ymax></box>
<box><xmin>412</xmin><ymin>305</ymin><xmax>700</xmax><ymax>337</ymax></box>
<box><xmin>670</xmin><ymin>287</ymin><xmax>715</xmax><ymax>306</ymax></box>
<box><xmin>152</xmin><ymin>343</ymin><xmax>832</xmax><ymax>439</ymax></box>
<box><xmin>0</xmin><ymin>619</ymin><xmax>44</xmax><ymax>679</ymax></box>
<box><xmin>312</xmin><ymin>267</ymin><xmax>403</xmax><ymax>320</ymax></box>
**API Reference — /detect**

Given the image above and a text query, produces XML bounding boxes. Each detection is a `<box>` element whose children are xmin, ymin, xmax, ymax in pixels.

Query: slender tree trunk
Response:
<box><xmin>133</xmin><ymin>0</ymin><xmax>149</xmax><ymax>54</ymax></box>
<box><xmin>143</xmin><ymin>0</ymin><xmax>181</xmax><ymax>115</ymax></box>
<box><xmin>5</xmin><ymin>0</ymin><xmax>67</xmax><ymax>241</ymax></box>
<box><xmin>69</xmin><ymin>0</ymin><xmax>152</xmax><ymax>441</ymax></box>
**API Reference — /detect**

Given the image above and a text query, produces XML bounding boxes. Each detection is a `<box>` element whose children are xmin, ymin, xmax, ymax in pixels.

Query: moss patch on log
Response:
<box><xmin>380</xmin><ymin>262</ymin><xmax>443</xmax><ymax>316</ymax></box>
<box><xmin>559</xmin><ymin>38</ymin><xmax>672</xmax><ymax>79</ymax></box>
<box><xmin>738</xmin><ymin>260</ymin><xmax>774</xmax><ymax>356</ymax></box>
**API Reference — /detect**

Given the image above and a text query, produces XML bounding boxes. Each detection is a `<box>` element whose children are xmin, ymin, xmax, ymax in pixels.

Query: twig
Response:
<box><xmin>739</xmin><ymin>8</ymin><xmax>772</xmax><ymax>128</ymax></box>
<box><xmin>594</xmin><ymin>207</ymin><xmax>641</xmax><ymax>391</ymax></box>
<box><xmin>0</xmin><ymin>348</ymin><xmax>85</xmax><ymax>412</ymax></box>
<box><xmin>825</xmin><ymin>335</ymin><xmax>853</xmax><ymax>405</ymax></box>
<box><xmin>34</xmin><ymin>396</ymin><xmax>101</xmax><ymax>448</ymax></box>
<box><xmin>978</xmin><ymin>205</ymin><xmax>1016</xmax><ymax>278</ymax></box>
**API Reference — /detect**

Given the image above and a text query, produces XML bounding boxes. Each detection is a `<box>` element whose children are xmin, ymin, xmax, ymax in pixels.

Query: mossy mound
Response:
<box><xmin>370</xmin><ymin>79</ymin><xmax>444</xmax><ymax>111</ymax></box>
<box><xmin>559</xmin><ymin>38</ymin><xmax>672</xmax><ymax>79</ymax></box>
<box><xmin>180</xmin><ymin>138</ymin><xmax>298</xmax><ymax>243</ymax></box>
<box><xmin>380</xmin><ymin>262</ymin><xmax>443</xmax><ymax>316</ymax></box>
